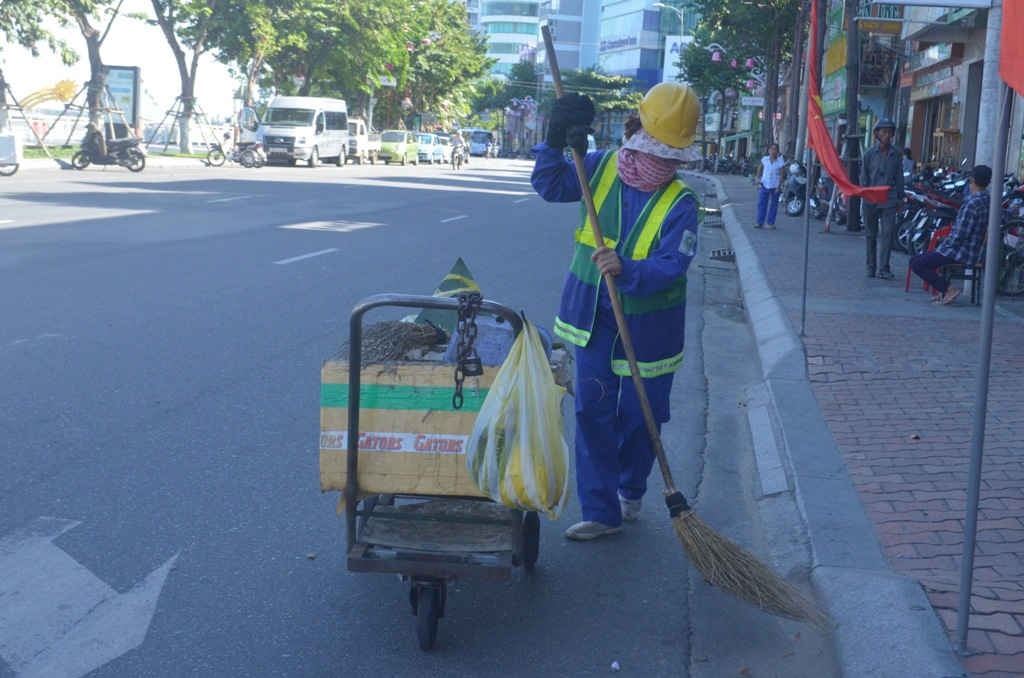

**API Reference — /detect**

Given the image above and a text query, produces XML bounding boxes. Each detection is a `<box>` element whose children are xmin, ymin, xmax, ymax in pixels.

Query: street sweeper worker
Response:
<box><xmin>530</xmin><ymin>82</ymin><xmax>702</xmax><ymax>541</ymax></box>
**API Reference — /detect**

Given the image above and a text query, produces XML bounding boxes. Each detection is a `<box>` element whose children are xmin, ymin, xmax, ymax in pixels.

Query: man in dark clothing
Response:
<box><xmin>909</xmin><ymin>165</ymin><xmax>992</xmax><ymax>305</ymax></box>
<box><xmin>860</xmin><ymin>119</ymin><xmax>905</xmax><ymax>279</ymax></box>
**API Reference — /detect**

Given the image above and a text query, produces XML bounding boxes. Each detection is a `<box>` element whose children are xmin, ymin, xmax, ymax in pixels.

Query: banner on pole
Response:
<box><xmin>1001</xmin><ymin>0</ymin><xmax>1024</xmax><ymax>96</ymax></box>
<box><xmin>807</xmin><ymin>0</ymin><xmax>890</xmax><ymax>204</ymax></box>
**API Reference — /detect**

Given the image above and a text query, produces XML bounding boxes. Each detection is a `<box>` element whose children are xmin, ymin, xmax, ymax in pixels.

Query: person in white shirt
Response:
<box><xmin>755</xmin><ymin>143</ymin><xmax>786</xmax><ymax>229</ymax></box>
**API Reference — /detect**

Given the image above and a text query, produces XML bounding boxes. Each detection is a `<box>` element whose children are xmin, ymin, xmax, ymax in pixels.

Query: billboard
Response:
<box><xmin>106</xmin><ymin>66</ymin><xmax>141</xmax><ymax>131</ymax></box>
<box><xmin>663</xmin><ymin>35</ymin><xmax>691</xmax><ymax>83</ymax></box>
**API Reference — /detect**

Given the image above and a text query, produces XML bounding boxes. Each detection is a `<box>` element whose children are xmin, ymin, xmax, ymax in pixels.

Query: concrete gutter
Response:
<box><xmin>703</xmin><ymin>173</ymin><xmax>966</xmax><ymax>678</ymax></box>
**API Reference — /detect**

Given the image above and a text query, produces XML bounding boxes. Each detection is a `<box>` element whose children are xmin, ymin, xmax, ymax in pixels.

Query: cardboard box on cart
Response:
<box><xmin>319</xmin><ymin>360</ymin><xmax>497</xmax><ymax>498</ymax></box>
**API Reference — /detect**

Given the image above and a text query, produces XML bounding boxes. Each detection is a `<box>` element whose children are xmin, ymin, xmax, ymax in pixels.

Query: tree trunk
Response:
<box><xmin>763</xmin><ymin>30</ymin><xmax>781</xmax><ymax>150</ymax></box>
<box><xmin>785</xmin><ymin>3</ymin><xmax>806</xmax><ymax>159</ymax></box>
<box><xmin>0</xmin><ymin>68</ymin><xmax>9</xmax><ymax>133</ymax></box>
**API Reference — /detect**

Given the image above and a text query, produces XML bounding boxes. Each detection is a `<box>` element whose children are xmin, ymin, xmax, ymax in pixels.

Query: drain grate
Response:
<box><xmin>709</xmin><ymin>247</ymin><xmax>736</xmax><ymax>263</ymax></box>
<box><xmin>699</xmin><ymin>206</ymin><xmax>723</xmax><ymax>228</ymax></box>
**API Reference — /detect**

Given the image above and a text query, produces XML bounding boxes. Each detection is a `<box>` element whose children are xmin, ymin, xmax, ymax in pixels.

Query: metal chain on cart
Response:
<box><xmin>452</xmin><ymin>292</ymin><xmax>483</xmax><ymax>409</ymax></box>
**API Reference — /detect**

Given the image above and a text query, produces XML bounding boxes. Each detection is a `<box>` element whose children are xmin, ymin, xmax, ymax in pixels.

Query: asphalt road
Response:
<box><xmin>0</xmin><ymin>160</ymin><xmax>836</xmax><ymax>677</ymax></box>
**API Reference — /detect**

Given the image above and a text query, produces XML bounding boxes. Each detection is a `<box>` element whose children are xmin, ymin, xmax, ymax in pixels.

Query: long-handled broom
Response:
<box><xmin>540</xmin><ymin>25</ymin><xmax>827</xmax><ymax>627</ymax></box>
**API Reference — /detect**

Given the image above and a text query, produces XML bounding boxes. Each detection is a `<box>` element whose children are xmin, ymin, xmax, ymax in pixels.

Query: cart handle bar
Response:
<box><xmin>345</xmin><ymin>293</ymin><xmax>523</xmax><ymax>549</ymax></box>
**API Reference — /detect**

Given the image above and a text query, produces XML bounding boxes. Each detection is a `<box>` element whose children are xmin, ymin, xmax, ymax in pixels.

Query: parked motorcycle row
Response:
<box><xmin>796</xmin><ymin>160</ymin><xmax>1024</xmax><ymax>296</ymax></box>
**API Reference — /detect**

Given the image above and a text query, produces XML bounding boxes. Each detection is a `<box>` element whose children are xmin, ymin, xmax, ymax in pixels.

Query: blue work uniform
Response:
<box><xmin>531</xmin><ymin>142</ymin><xmax>700</xmax><ymax>526</ymax></box>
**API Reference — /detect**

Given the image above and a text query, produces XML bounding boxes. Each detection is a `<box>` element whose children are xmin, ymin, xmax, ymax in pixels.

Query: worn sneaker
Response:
<box><xmin>619</xmin><ymin>494</ymin><xmax>642</xmax><ymax>522</ymax></box>
<box><xmin>754</xmin><ymin>223</ymin><xmax>763</xmax><ymax>229</ymax></box>
<box><xmin>564</xmin><ymin>521</ymin><xmax>623</xmax><ymax>541</ymax></box>
<box><xmin>877</xmin><ymin>270</ymin><xmax>895</xmax><ymax>280</ymax></box>
<box><xmin>866</xmin><ymin>267</ymin><xmax>876</xmax><ymax>278</ymax></box>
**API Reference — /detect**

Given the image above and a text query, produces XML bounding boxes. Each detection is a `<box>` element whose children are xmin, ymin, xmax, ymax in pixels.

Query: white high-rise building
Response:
<box><xmin>458</xmin><ymin>1</ymin><xmax>593</xmax><ymax>78</ymax></box>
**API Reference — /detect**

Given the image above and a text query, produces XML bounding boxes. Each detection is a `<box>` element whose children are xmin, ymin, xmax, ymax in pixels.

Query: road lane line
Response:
<box><xmin>206</xmin><ymin>195</ymin><xmax>255</xmax><ymax>204</ymax></box>
<box><xmin>0</xmin><ymin>220</ymin><xmax>13</xmax><ymax>225</ymax></box>
<box><xmin>440</xmin><ymin>215</ymin><xmax>468</xmax><ymax>223</ymax></box>
<box><xmin>512</xmin><ymin>197</ymin><xmax>530</xmax><ymax>203</ymax></box>
<box><xmin>274</xmin><ymin>248</ymin><xmax>338</xmax><ymax>265</ymax></box>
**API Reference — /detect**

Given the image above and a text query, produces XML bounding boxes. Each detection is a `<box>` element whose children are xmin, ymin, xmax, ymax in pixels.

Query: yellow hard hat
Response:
<box><xmin>638</xmin><ymin>82</ymin><xmax>701</xmax><ymax>150</ymax></box>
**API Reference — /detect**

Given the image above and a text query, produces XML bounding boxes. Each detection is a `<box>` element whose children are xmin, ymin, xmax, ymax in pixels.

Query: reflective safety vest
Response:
<box><xmin>553</xmin><ymin>150</ymin><xmax>697</xmax><ymax>378</ymax></box>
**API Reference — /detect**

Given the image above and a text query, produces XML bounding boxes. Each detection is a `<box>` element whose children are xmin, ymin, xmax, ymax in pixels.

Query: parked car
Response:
<box><xmin>416</xmin><ymin>133</ymin><xmax>443</xmax><ymax>164</ymax></box>
<box><xmin>257</xmin><ymin>95</ymin><xmax>348</xmax><ymax>167</ymax></box>
<box><xmin>379</xmin><ymin>130</ymin><xmax>419</xmax><ymax>165</ymax></box>
<box><xmin>466</xmin><ymin>128</ymin><xmax>495</xmax><ymax>157</ymax></box>
<box><xmin>346</xmin><ymin>117</ymin><xmax>381</xmax><ymax>164</ymax></box>
<box><xmin>435</xmin><ymin>134</ymin><xmax>453</xmax><ymax>164</ymax></box>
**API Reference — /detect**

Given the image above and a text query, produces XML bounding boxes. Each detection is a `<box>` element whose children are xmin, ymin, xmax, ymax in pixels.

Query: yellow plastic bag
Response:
<box><xmin>466</xmin><ymin>318</ymin><xmax>570</xmax><ymax>518</ymax></box>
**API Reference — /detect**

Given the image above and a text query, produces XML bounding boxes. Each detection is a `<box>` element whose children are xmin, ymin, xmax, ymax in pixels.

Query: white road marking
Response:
<box><xmin>206</xmin><ymin>194</ymin><xmax>255</xmax><ymax>204</ymax></box>
<box><xmin>440</xmin><ymin>215</ymin><xmax>468</xmax><ymax>223</ymax></box>
<box><xmin>0</xmin><ymin>219</ymin><xmax>13</xmax><ymax>225</ymax></box>
<box><xmin>280</xmin><ymin>220</ymin><xmax>382</xmax><ymax>233</ymax></box>
<box><xmin>0</xmin><ymin>517</ymin><xmax>177</xmax><ymax>678</ymax></box>
<box><xmin>274</xmin><ymin>248</ymin><xmax>338</xmax><ymax>265</ymax></box>
<box><xmin>512</xmin><ymin>197</ymin><xmax>530</xmax><ymax>203</ymax></box>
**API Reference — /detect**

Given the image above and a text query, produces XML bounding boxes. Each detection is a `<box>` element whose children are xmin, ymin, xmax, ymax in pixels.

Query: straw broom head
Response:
<box><xmin>667</xmin><ymin>492</ymin><xmax>831</xmax><ymax>628</ymax></box>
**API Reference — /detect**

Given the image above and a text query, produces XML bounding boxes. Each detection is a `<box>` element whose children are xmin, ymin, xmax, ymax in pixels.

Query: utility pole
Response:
<box><xmin>844</xmin><ymin>0</ymin><xmax>862</xmax><ymax>231</ymax></box>
<box><xmin>787</xmin><ymin>0</ymin><xmax>807</xmax><ymax>160</ymax></box>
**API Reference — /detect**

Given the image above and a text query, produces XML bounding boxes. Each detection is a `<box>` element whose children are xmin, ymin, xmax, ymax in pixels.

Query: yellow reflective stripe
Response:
<box><xmin>554</xmin><ymin>317</ymin><xmax>591</xmax><ymax>347</ymax></box>
<box><xmin>611</xmin><ymin>350</ymin><xmax>684</xmax><ymax>378</ymax></box>
<box><xmin>632</xmin><ymin>181</ymin><xmax>684</xmax><ymax>259</ymax></box>
<box><xmin>577</xmin><ymin>152</ymin><xmax>620</xmax><ymax>249</ymax></box>
<box><xmin>575</xmin><ymin>232</ymin><xmax>617</xmax><ymax>249</ymax></box>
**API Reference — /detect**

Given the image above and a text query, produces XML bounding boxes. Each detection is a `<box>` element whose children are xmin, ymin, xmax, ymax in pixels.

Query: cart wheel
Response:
<box><xmin>522</xmin><ymin>512</ymin><xmax>540</xmax><ymax>571</ymax></box>
<box><xmin>415</xmin><ymin>586</ymin><xmax>441</xmax><ymax>651</ymax></box>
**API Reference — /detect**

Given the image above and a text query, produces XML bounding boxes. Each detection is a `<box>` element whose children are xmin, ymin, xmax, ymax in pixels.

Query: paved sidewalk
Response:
<box><xmin>696</xmin><ymin>171</ymin><xmax>1024</xmax><ymax>677</ymax></box>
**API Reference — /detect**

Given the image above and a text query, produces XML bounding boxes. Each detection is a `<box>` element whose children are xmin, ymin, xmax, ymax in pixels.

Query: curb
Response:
<box><xmin>699</xmin><ymin>172</ymin><xmax>966</xmax><ymax>678</ymax></box>
<box><xmin>12</xmin><ymin>155</ymin><xmax>207</xmax><ymax>172</ymax></box>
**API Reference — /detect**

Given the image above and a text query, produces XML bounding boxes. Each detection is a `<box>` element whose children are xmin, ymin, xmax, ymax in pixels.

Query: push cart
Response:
<box><xmin>321</xmin><ymin>293</ymin><xmax>547</xmax><ymax>651</ymax></box>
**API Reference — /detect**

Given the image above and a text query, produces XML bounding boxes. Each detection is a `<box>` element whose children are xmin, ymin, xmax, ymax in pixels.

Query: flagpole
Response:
<box><xmin>800</xmin><ymin>147</ymin><xmax>815</xmax><ymax>337</ymax></box>
<box><xmin>955</xmin><ymin>81</ymin><xmax>1011</xmax><ymax>653</ymax></box>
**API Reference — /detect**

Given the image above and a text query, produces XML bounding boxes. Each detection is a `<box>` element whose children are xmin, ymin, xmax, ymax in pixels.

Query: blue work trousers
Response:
<box><xmin>756</xmin><ymin>184</ymin><xmax>780</xmax><ymax>226</ymax></box>
<box><xmin>574</xmin><ymin>305</ymin><xmax>675</xmax><ymax>526</ymax></box>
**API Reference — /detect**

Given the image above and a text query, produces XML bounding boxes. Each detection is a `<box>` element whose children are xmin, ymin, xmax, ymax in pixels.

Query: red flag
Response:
<box><xmin>1002</xmin><ymin>0</ymin><xmax>1024</xmax><ymax>96</ymax></box>
<box><xmin>807</xmin><ymin>0</ymin><xmax>889</xmax><ymax>204</ymax></box>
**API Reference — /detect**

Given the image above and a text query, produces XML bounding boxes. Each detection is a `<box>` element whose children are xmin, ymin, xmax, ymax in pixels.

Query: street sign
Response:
<box><xmin>380</xmin><ymin>76</ymin><xmax>397</xmax><ymax>87</ymax></box>
<box><xmin>741</xmin><ymin>96</ymin><xmax>764</xmax><ymax>107</ymax></box>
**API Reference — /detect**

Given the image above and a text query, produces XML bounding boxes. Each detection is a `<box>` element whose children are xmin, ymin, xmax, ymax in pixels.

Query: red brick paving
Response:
<box><xmin>705</xmin><ymin>173</ymin><xmax>1024</xmax><ymax>677</ymax></box>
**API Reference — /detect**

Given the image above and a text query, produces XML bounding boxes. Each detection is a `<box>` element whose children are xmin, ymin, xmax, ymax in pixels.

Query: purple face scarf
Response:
<box><xmin>617</xmin><ymin>149</ymin><xmax>679</xmax><ymax>191</ymax></box>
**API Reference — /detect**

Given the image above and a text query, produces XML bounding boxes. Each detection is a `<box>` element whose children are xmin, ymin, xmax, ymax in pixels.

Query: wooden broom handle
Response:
<box><xmin>540</xmin><ymin>26</ymin><xmax>677</xmax><ymax>492</ymax></box>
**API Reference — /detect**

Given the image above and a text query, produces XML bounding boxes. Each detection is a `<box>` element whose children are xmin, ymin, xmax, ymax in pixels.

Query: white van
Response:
<box><xmin>257</xmin><ymin>96</ymin><xmax>348</xmax><ymax>167</ymax></box>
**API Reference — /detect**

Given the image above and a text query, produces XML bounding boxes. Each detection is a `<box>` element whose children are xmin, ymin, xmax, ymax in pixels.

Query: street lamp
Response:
<box><xmin>652</xmin><ymin>3</ymin><xmax>691</xmax><ymax>35</ymax></box>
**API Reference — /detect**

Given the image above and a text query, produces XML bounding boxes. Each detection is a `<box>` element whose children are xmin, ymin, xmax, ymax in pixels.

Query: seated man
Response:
<box><xmin>909</xmin><ymin>164</ymin><xmax>991</xmax><ymax>305</ymax></box>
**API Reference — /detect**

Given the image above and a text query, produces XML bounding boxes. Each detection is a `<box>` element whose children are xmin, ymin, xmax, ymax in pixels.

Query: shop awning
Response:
<box><xmin>720</xmin><ymin>132</ymin><xmax>752</xmax><ymax>143</ymax></box>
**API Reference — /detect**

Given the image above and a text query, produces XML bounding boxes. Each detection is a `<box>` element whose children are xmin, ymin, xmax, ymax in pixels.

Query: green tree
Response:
<box><xmin>690</xmin><ymin>0</ymin><xmax>799</xmax><ymax>147</ymax></box>
<box><xmin>680</xmin><ymin>34</ymin><xmax>748</xmax><ymax>162</ymax></box>
<box><xmin>205</xmin><ymin>0</ymin><xmax>298</xmax><ymax>106</ymax></box>
<box><xmin>144</xmin><ymin>0</ymin><xmax>225</xmax><ymax>152</ymax></box>
<box><xmin>1</xmin><ymin>0</ymin><xmax>119</xmax><ymax>132</ymax></box>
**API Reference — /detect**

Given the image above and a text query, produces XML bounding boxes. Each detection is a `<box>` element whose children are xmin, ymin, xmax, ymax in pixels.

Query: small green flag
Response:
<box><xmin>415</xmin><ymin>257</ymin><xmax>481</xmax><ymax>334</ymax></box>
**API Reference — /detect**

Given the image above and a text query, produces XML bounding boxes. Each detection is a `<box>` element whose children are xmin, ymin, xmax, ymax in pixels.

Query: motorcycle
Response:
<box><xmin>781</xmin><ymin>161</ymin><xmax>807</xmax><ymax>216</ymax></box>
<box><xmin>207</xmin><ymin>135</ymin><xmax>266</xmax><ymax>168</ymax></box>
<box><xmin>451</xmin><ymin>145</ymin><xmax>467</xmax><ymax>170</ymax></box>
<box><xmin>72</xmin><ymin>130</ymin><xmax>145</xmax><ymax>172</ymax></box>
<box><xmin>808</xmin><ymin>173</ymin><xmax>831</xmax><ymax>219</ymax></box>
<box><xmin>998</xmin><ymin>219</ymin><xmax>1024</xmax><ymax>296</ymax></box>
